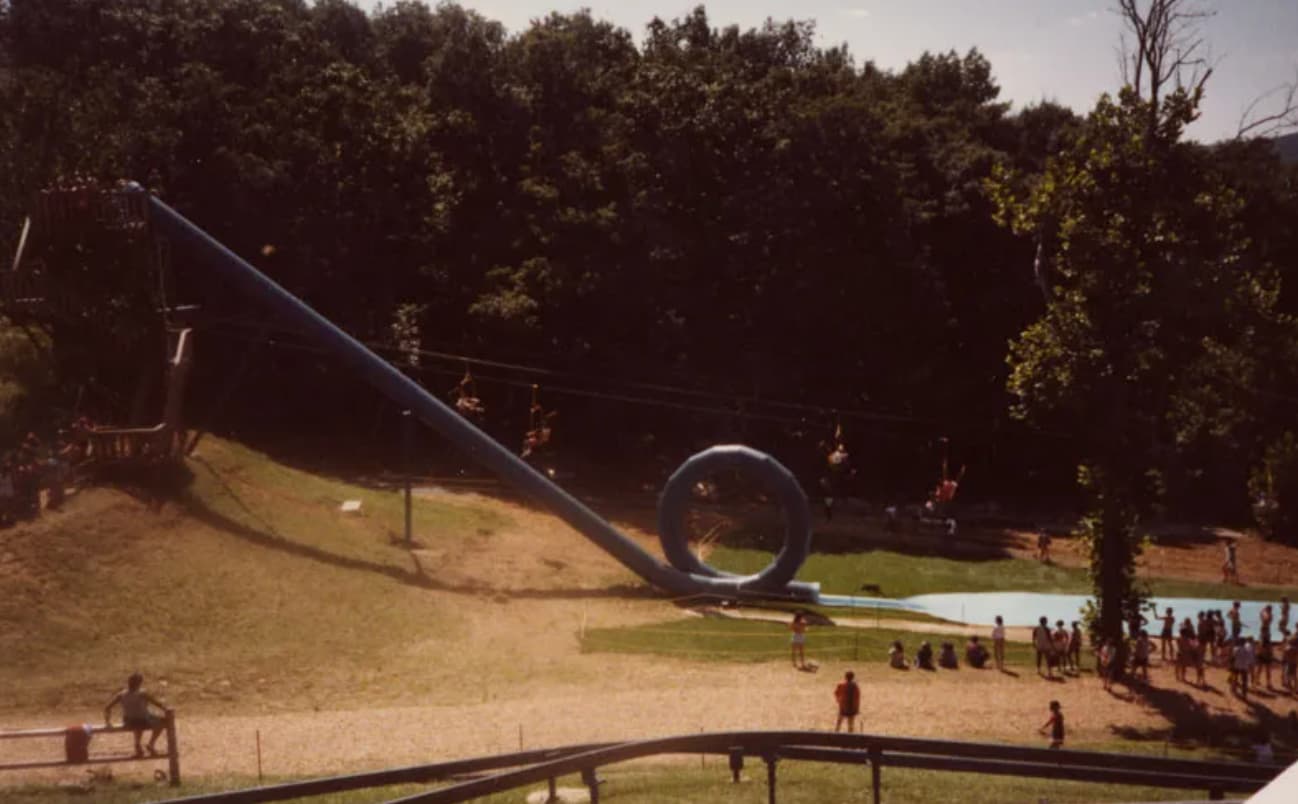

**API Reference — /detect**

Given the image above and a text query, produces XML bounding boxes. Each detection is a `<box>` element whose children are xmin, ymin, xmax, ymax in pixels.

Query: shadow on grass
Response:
<box><xmin>1111</xmin><ymin>675</ymin><xmax>1298</xmax><ymax>759</ymax></box>
<box><xmin>182</xmin><ymin>457</ymin><xmax>658</xmax><ymax>602</ymax></box>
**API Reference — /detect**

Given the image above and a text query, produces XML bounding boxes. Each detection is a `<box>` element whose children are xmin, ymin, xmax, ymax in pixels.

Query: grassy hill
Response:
<box><xmin>0</xmin><ymin>439</ymin><xmax>510</xmax><ymax>715</ymax></box>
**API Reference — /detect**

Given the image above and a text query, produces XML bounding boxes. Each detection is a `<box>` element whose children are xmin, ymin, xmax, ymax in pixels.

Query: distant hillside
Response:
<box><xmin>1276</xmin><ymin>131</ymin><xmax>1298</xmax><ymax>163</ymax></box>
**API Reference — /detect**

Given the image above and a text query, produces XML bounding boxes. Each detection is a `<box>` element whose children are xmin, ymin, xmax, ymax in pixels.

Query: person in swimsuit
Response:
<box><xmin>1039</xmin><ymin>701</ymin><xmax>1065</xmax><ymax>749</ymax></box>
<box><xmin>790</xmin><ymin>612</ymin><xmax>808</xmax><ymax>670</ymax></box>
<box><xmin>1159</xmin><ymin>607</ymin><xmax>1175</xmax><ymax>661</ymax></box>
<box><xmin>1068</xmin><ymin>621</ymin><xmax>1084</xmax><ymax>671</ymax></box>
<box><xmin>1222</xmin><ymin>540</ymin><xmax>1240</xmax><ymax>584</ymax></box>
<box><xmin>834</xmin><ymin>671</ymin><xmax>861</xmax><ymax>732</ymax></box>
<box><xmin>104</xmin><ymin>673</ymin><xmax>170</xmax><ymax>757</ymax></box>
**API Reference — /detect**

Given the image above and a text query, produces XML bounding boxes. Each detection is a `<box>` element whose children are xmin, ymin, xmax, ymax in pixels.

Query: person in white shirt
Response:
<box><xmin>991</xmin><ymin>615</ymin><xmax>1006</xmax><ymax>671</ymax></box>
<box><xmin>1234</xmin><ymin>638</ymin><xmax>1257</xmax><ymax>700</ymax></box>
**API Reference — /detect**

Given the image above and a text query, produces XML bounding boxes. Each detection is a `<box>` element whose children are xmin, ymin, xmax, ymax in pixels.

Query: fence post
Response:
<box><xmin>729</xmin><ymin>747</ymin><xmax>744</xmax><ymax>782</ymax></box>
<box><xmin>581</xmin><ymin>766</ymin><xmax>601</xmax><ymax>804</ymax></box>
<box><xmin>764</xmin><ymin>752</ymin><xmax>778</xmax><ymax>804</ymax></box>
<box><xmin>164</xmin><ymin>710</ymin><xmax>180</xmax><ymax>786</ymax></box>
<box><xmin>869</xmin><ymin>745</ymin><xmax>882</xmax><ymax>804</ymax></box>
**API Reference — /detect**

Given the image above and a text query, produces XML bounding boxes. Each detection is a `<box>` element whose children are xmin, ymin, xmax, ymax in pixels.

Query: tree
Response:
<box><xmin>989</xmin><ymin>82</ymin><xmax>1287</xmax><ymax>643</ymax></box>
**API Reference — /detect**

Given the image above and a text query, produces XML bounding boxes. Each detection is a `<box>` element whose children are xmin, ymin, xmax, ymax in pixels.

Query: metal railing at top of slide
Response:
<box><xmin>150</xmin><ymin>730</ymin><xmax>1281</xmax><ymax>804</ymax></box>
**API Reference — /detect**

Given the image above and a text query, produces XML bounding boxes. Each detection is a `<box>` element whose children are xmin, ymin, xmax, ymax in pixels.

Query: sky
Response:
<box><xmin>358</xmin><ymin>0</ymin><xmax>1298</xmax><ymax>142</ymax></box>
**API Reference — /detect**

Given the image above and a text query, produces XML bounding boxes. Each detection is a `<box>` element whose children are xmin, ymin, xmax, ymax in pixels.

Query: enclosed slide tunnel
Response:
<box><xmin>137</xmin><ymin>185</ymin><xmax>819</xmax><ymax>602</ymax></box>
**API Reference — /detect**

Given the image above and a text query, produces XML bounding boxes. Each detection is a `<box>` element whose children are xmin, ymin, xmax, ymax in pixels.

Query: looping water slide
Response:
<box><xmin>135</xmin><ymin>185</ymin><xmax>819</xmax><ymax>602</ymax></box>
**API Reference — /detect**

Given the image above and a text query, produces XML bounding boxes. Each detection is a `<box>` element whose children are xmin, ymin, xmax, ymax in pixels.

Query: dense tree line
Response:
<box><xmin>0</xmin><ymin>1</ymin><xmax>1295</xmax><ymax>522</ymax></box>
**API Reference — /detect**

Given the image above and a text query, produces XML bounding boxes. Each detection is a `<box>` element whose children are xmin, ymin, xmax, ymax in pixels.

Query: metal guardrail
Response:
<box><xmin>153</xmin><ymin>730</ymin><xmax>1281</xmax><ymax>804</ymax></box>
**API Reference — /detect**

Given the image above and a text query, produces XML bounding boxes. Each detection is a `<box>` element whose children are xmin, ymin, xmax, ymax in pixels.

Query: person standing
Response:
<box><xmin>104</xmin><ymin>673</ymin><xmax>171</xmax><ymax>757</ymax></box>
<box><xmin>1280</xmin><ymin>596</ymin><xmax>1291</xmax><ymax>636</ymax></box>
<box><xmin>1234</xmin><ymin>638</ymin><xmax>1257</xmax><ymax>700</ymax></box>
<box><xmin>1032</xmin><ymin>617</ymin><xmax>1052</xmax><ymax>677</ymax></box>
<box><xmin>1159</xmin><ymin>607</ymin><xmax>1176</xmax><ymax>661</ymax></box>
<box><xmin>1038</xmin><ymin>701</ymin><xmax>1065</xmax><ymax>749</ymax></box>
<box><xmin>1222</xmin><ymin>539</ymin><xmax>1240</xmax><ymax>584</ymax></box>
<box><xmin>1228</xmin><ymin>602</ymin><xmax>1243</xmax><ymax>642</ymax></box>
<box><xmin>992</xmin><ymin>615</ymin><xmax>1006</xmax><ymax>671</ymax></box>
<box><xmin>790</xmin><ymin>612</ymin><xmax>808</xmax><ymax>670</ymax></box>
<box><xmin>834</xmin><ymin>671</ymin><xmax>861</xmax><ymax>733</ymax></box>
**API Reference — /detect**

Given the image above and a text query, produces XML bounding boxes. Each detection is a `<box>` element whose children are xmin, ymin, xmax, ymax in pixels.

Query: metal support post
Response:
<box><xmin>164</xmin><ymin>710</ymin><xmax>180</xmax><ymax>786</ymax></box>
<box><xmin>764</xmin><ymin>753</ymin><xmax>778</xmax><ymax>804</ymax></box>
<box><xmin>402</xmin><ymin>409</ymin><xmax>413</xmax><ymax>547</ymax></box>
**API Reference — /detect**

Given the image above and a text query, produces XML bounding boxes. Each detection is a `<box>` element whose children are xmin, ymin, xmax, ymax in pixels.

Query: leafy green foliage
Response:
<box><xmin>989</xmin><ymin>85</ymin><xmax>1296</xmax><ymax>640</ymax></box>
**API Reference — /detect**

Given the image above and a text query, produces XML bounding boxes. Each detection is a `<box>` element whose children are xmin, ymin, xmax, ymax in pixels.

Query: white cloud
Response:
<box><xmin>842</xmin><ymin>8</ymin><xmax>871</xmax><ymax>18</ymax></box>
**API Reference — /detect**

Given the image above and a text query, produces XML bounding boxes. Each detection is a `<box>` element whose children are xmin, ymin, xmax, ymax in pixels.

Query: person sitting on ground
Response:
<box><xmin>888</xmin><ymin>640</ymin><xmax>908</xmax><ymax>670</ymax></box>
<box><xmin>1132</xmin><ymin>629</ymin><xmax>1153</xmax><ymax>682</ymax></box>
<box><xmin>938</xmin><ymin>641</ymin><xmax>959</xmax><ymax>669</ymax></box>
<box><xmin>965</xmin><ymin>636</ymin><xmax>989</xmax><ymax>669</ymax></box>
<box><xmin>915</xmin><ymin>640</ymin><xmax>935</xmax><ymax>671</ymax></box>
<box><xmin>104</xmin><ymin>673</ymin><xmax>171</xmax><ymax>757</ymax></box>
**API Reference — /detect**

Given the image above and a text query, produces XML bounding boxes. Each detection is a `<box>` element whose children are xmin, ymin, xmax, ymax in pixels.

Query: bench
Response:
<box><xmin>0</xmin><ymin>710</ymin><xmax>181</xmax><ymax>785</ymax></box>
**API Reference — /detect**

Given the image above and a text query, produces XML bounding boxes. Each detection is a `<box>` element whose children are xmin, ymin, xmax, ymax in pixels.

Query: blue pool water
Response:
<box><xmin>819</xmin><ymin>592</ymin><xmax>1282</xmax><ymax>634</ymax></box>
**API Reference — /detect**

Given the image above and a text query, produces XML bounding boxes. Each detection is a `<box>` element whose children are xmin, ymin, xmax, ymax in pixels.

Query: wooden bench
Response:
<box><xmin>0</xmin><ymin>710</ymin><xmax>181</xmax><ymax>785</ymax></box>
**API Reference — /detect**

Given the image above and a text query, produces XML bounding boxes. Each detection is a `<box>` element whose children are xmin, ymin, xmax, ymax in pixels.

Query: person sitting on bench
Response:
<box><xmin>105</xmin><ymin>673</ymin><xmax>171</xmax><ymax>757</ymax></box>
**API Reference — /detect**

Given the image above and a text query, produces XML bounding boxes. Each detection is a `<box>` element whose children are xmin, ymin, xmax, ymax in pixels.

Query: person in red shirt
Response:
<box><xmin>834</xmin><ymin>671</ymin><xmax>861</xmax><ymax>733</ymax></box>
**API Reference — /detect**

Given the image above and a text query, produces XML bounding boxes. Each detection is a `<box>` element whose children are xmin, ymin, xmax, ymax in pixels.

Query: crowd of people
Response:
<box><xmin>794</xmin><ymin>594</ymin><xmax>1298</xmax><ymax>700</ymax></box>
<box><xmin>0</xmin><ymin>421</ymin><xmax>94</xmax><ymax>526</ymax></box>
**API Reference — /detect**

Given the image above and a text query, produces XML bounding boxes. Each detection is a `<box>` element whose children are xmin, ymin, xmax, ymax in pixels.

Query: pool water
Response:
<box><xmin>819</xmin><ymin>592</ymin><xmax>1283</xmax><ymax>635</ymax></box>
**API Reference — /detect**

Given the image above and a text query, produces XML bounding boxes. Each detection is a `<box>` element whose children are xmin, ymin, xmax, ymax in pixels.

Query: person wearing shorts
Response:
<box><xmin>1159</xmin><ymin>608</ymin><xmax>1175</xmax><ymax>661</ymax></box>
<box><xmin>790</xmin><ymin>612</ymin><xmax>808</xmax><ymax>670</ymax></box>
<box><xmin>104</xmin><ymin>673</ymin><xmax>170</xmax><ymax>756</ymax></box>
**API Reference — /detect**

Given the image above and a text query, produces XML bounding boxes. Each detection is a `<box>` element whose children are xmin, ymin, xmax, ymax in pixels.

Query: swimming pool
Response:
<box><xmin>820</xmin><ymin>592</ymin><xmax>1283</xmax><ymax>634</ymax></box>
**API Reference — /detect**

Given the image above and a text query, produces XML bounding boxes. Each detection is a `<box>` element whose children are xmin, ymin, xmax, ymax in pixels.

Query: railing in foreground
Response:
<box><xmin>154</xmin><ymin>730</ymin><xmax>1281</xmax><ymax>804</ymax></box>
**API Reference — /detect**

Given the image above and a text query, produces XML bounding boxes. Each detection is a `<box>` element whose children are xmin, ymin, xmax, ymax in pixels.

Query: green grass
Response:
<box><xmin>712</xmin><ymin>546</ymin><xmax>1298</xmax><ymax>602</ymax></box>
<box><xmin>0</xmin><ymin>437</ymin><xmax>515</xmax><ymax>715</ymax></box>
<box><xmin>0</xmin><ymin>764</ymin><xmax>1201</xmax><ymax>804</ymax></box>
<box><xmin>580</xmin><ymin>618</ymin><xmax>1035</xmax><ymax>665</ymax></box>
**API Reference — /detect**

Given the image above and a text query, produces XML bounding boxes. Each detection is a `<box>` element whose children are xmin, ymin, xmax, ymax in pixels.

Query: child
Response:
<box><xmin>915</xmin><ymin>641</ymin><xmax>935</xmax><ymax>671</ymax></box>
<box><xmin>1159</xmin><ymin>607</ymin><xmax>1175</xmax><ymax>661</ymax></box>
<box><xmin>965</xmin><ymin>636</ymin><xmax>989</xmax><ymax>669</ymax></box>
<box><xmin>834</xmin><ymin>671</ymin><xmax>861</xmax><ymax>733</ymax></box>
<box><xmin>104</xmin><ymin>673</ymin><xmax>170</xmax><ymax>757</ymax></box>
<box><xmin>790</xmin><ymin>612</ymin><xmax>808</xmax><ymax>670</ymax></box>
<box><xmin>1131</xmin><ymin>630</ymin><xmax>1152</xmax><ymax>682</ymax></box>
<box><xmin>1039</xmin><ymin>701</ymin><xmax>1065</xmax><ymax>749</ymax></box>
<box><xmin>991</xmin><ymin>615</ymin><xmax>1006</xmax><ymax>671</ymax></box>
<box><xmin>938</xmin><ymin>642</ymin><xmax>959</xmax><ymax>669</ymax></box>
<box><xmin>1068</xmin><ymin>622</ymin><xmax>1083</xmax><ymax>672</ymax></box>
<box><xmin>888</xmin><ymin>640</ymin><xmax>908</xmax><ymax>670</ymax></box>
<box><xmin>1098</xmin><ymin>640</ymin><xmax>1116</xmax><ymax>692</ymax></box>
